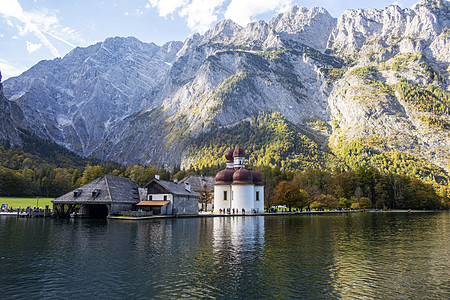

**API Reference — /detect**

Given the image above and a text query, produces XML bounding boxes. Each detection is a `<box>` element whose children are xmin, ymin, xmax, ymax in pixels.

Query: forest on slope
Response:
<box><xmin>0</xmin><ymin>129</ymin><xmax>172</xmax><ymax>198</ymax></box>
<box><xmin>181</xmin><ymin>112</ymin><xmax>448</xmax><ymax>209</ymax></box>
<box><xmin>0</xmin><ymin>116</ymin><xmax>447</xmax><ymax>210</ymax></box>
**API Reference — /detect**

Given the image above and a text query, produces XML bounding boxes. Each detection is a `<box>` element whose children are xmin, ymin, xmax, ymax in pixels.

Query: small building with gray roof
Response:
<box><xmin>138</xmin><ymin>178</ymin><xmax>200</xmax><ymax>215</ymax></box>
<box><xmin>52</xmin><ymin>175</ymin><xmax>140</xmax><ymax>218</ymax></box>
<box><xmin>178</xmin><ymin>175</ymin><xmax>214</xmax><ymax>211</ymax></box>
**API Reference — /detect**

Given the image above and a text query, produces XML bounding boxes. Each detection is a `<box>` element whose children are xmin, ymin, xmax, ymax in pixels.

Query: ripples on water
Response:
<box><xmin>0</xmin><ymin>212</ymin><xmax>449</xmax><ymax>299</ymax></box>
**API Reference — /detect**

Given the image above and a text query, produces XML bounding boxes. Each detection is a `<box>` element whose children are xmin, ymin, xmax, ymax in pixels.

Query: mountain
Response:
<box><xmin>0</xmin><ymin>72</ymin><xmax>21</xmax><ymax>146</ymax></box>
<box><xmin>2</xmin><ymin>0</ymin><xmax>450</xmax><ymax>189</ymax></box>
<box><xmin>3</xmin><ymin>37</ymin><xmax>183</xmax><ymax>155</ymax></box>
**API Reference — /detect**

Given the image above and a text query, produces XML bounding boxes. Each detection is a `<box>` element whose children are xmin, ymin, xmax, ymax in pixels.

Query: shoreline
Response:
<box><xmin>107</xmin><ymin>209</ymin><xmax>444</xmax><ymax>220</ymax></box>
<box><xmin>1</xmin><ymin>209</ymin><xmax>445</xmax><ymax>220</ymax></box>
<box><xmin>107</xmin><ymin>210</ymin><xmax>358</xmax><ymax>220</ymax></box>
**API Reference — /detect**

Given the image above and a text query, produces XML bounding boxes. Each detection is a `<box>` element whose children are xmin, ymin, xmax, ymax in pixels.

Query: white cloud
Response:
<box><xmin>0</xmin><ymin>0</ymin><xmax>85</xmax><ymax>57</ymax></box>
<box><xmin>148</xmin><ymin>0</ymin><xmax>222</xmax><ymax>33</ymax></box>
<box><xmin>0</xmin><ymin>58</ymin><xmax>26</xmax><ymax>80</ymax></box>
<box><xmin>148</xmin><ymin>0</ymin><xmax>188</xmax><ymax>17</ymax></box>
<box><xmin>125</xmin><ymin>9</ymin><xmax>146</xmax><ymax>17</ymax></box>
<box><xmin>180</xmin><ymin>0</ymin><xmax>225</xmax><ymax>33</ymax></box>
<box><xmin>224</xmin><ymin>0</ymin><xmax>293</xmax><ymax>26</ymax></box>
<box><xmin>147</xmin><ymin>0</ymin><xmax>294</xmax><ymax>33</ymax></box>
<box><xmin>0</xmin><ymin>0</ymin><xmax>22</xmax><ymax>17</ymax></box>
<box><xmin>26</xmin><ymin>41</ymin><xmax>41</xmax><ymax>53</ymax></box>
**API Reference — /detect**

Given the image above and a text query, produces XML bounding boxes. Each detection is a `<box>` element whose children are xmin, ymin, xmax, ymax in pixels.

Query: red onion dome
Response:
<box><xmin>233</xmin><ymin>145</ymin><xmax>245</xmax><ymax>158</ymax></box>
<box><xmin>215</xmin><ymin>168</ymin><xmax>235</xmax><ymax>185</ymax></box>
<box><xmin>250</xmin><ymin>170</ymin><xmax>263</xmax><ymax>186</ymax></box>
<box><xmin>225</xmin><ymin>149</ymin><xmax>234</xmax><ymax>163</ymax></box>
<box><xmin>232</xmin><ymin>167</ymin><xmax>253</xmax><ymax>185</ymax></box>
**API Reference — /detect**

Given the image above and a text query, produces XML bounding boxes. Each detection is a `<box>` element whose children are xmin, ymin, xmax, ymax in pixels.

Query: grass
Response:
<box><xmin>0</xmin><ymin>197</ymin><xmax>54</xmax><ymax>209</ymax></box>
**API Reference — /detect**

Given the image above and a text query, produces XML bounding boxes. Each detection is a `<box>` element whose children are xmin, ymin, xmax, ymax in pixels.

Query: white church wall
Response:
<box><xmin>254</xmin><ymin>186</ymin><xmax>265</xmax><ymax>213</ymax></box>
<box><xmin>214</xmin><ymin>185</ymin><xmax>231</xmax><ymax>212</ymax></box>
<box><xmin>232</xmin><ymin>185</ymin><xmax>255</xmax><ymax>211</ymax></box>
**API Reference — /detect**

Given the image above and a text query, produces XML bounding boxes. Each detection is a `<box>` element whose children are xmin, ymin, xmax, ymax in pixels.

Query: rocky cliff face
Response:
<box><xmin>325</xmin><ymin>0</ymin><xmax>450</xmax><ymax>175</ymax></box>
<box><xmin>2</xmin><ymin>0</ymin><xmax>450</xmax><ymax>178</ymax></box>
<box><xmin>0</xmin><ymin>73</ymin><xmax>21</xmax><ymax>146</ymax></box>
<box><xmin>269</xmin><ymin>6</ymin><xmax>336</xmax><ymax>51</ymax></box>
<box><xmin>3</xmin><ymin>37</ymin><xmax>183</xmax><ymax>154</ymax></box>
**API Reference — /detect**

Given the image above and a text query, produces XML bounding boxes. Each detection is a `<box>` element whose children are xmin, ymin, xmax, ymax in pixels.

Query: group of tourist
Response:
<box><xmin>219</xmin><ymin>208</ymin><xmax>246</xmax><ymax>214</ymax></box>
<box><xmin>217</xmin><ymin>208</ymin><xmax>263</xmax><ymax>214</ymax></box>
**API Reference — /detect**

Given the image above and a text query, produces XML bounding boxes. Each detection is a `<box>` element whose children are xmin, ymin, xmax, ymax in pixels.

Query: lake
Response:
<box><xmin>0</xmin><ymin>212</ymin><xmax>449</xmax><ymax>299</ymax></box>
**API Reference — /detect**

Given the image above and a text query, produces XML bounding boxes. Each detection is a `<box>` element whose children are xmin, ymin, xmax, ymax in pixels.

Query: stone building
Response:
<box><xmin>214</xmin><ymin>146</ymin><xmax>264</xmax><ymax>213</ymax></box>
<box><xmin>178</xmin><ymin>175</ymin><xmax>215</xmax><ymax>211</ymax></box>
<box><xmin>137</xmin><ymin>178</ymin><xmax>200</xmax><ymax>215</ymax></box>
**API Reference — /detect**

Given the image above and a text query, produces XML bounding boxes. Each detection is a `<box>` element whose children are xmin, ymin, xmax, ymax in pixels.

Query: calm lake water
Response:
<box><xmin>0</xmin><ymin>212</ymin><xmax>449</xmax><ymax>299</ymax></box>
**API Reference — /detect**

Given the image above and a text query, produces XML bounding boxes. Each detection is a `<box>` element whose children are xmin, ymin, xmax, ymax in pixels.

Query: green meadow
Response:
<box><xmin>0</xmin><ymin>197</ymin><xmax>54</xmax><ymax>209</ymax></box>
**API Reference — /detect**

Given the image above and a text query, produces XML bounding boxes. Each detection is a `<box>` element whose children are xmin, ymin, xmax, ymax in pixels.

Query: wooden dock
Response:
<box><xmin>0</xmin><ymin>209</ymin><xmax>52</xmax><ymax>218</ymax></box>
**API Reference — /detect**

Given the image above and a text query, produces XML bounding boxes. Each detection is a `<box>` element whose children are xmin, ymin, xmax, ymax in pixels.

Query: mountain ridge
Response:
<box><xmin>1</xmin><ymin>0</ymin><xmax>449</xmax><ymax>191</ymax></box>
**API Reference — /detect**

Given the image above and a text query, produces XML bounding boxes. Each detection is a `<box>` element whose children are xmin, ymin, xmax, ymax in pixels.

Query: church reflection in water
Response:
<box><xmin>210</xmin><ymin>216</ymin><xmax>265</xmax><ymax>283</ymax></box>
<box><xmin>129</xmin><ymin>216</ymin><xmax>266</xmax><ymax>297</ymax></box>
<box><xmin>212</xmin><ymin>216</ymin><xmax>265</xmax><ymax>253</ymax></box>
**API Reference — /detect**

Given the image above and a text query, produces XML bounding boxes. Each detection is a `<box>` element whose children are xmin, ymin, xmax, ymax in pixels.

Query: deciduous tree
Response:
<box><xmin>274</xmin><ymin>181</ymin><xmax>308</xmax><ymax>211</ymax></box>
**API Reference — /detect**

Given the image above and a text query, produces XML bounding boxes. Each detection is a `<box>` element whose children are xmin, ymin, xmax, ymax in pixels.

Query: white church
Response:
<box><xmin>214</xmin><ymin>146</ymin><xmax>264</xmax><ymax>213</ymax></box>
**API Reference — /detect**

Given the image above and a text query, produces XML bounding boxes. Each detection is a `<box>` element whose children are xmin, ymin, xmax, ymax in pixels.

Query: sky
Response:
<box><xmin>0</xmin><ymin>0</ymin><xmax>423</xmax><ymax>80</ymax></box>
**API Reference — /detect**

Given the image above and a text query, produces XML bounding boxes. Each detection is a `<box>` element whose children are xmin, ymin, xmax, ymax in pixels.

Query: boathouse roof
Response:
<box><xmin>52</xmin><ymin>176</ymin><xmax>140</xmax><ymax>204</ymax></box>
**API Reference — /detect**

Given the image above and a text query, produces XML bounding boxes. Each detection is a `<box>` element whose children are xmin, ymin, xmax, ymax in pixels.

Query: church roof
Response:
<box><xmin>233</xmin><ymin>145</ymin><xmax>245</xmax><ymax>157</ymax></box>
<box><xmin>250</xmin><ymin>170</ymin><xmax>263</xmax><ymax>186</ymax></box>
<box><xmin>232</xmin><ymin>168</ymin><xmax>253</xmax><ymax>185</ymax></box>
<box><xmin>215</xmin><ymin>168</ymin><xmax>235</xmax><ymax>185</ymax></box>
<box><xmin>225</xmin><ymin>149</ymin><xmax>234</xmax><ymax>162</ymax></box>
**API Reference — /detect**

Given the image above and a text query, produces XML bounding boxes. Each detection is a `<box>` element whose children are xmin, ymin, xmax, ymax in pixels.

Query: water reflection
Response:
<box><xmin>327</xmin><ymin>213</ymin><xmax>450</xmax><ymax>299</ymax></box>
<box><xmin>0</xmin><ymin>213</ymin><xmax>449</xmax><ymax>299</ymax></box>
<box><xmin>210</xmin><ymin>217</ymin><xmax>265</xmax><ymax>297</ymax></box>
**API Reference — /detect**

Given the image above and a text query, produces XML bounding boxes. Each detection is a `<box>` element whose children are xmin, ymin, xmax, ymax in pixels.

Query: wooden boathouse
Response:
<box><xmin>52</xmin><ymin>176</ymin><xmax>140</xmax><ymax>218</ymax></box>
